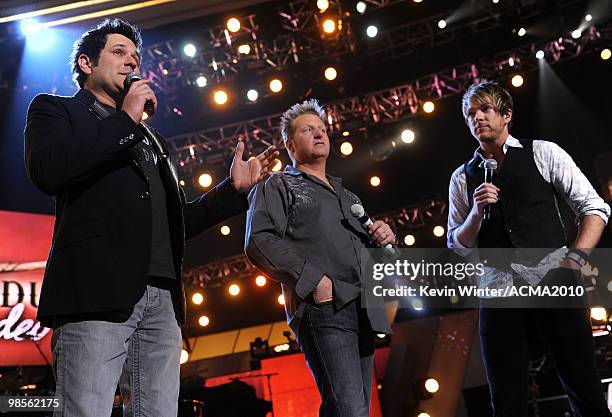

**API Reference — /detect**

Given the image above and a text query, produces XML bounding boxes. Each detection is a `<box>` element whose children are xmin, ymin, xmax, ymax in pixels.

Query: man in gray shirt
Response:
<box><xmin>245</xmin><ymin>99</ymin><xmax>394</xmax><ymax>416</ymax></box>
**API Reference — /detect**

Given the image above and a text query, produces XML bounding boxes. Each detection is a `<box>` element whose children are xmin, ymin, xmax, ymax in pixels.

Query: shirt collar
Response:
<box><xmin>283</xmin><ymin>165</ymin><xmax>342</xmax><ymax>184</ymax></box>
<box><xmin>75</xmin><ymin>89</ymin><xmax>117</xmax><ymax>114</ymax></box>
<box><xmin>470</xmin><ymin>134</ymin><xmax>522</xmax><ymax>164</ymax></box>
<box><xmin>75</xmin><ymin>88</ymin><xmax>96</xmax><ymax>106</ymax></box>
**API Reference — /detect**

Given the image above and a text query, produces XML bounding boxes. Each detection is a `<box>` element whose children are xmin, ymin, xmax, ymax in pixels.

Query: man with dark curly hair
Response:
<box><xmin>25</xmin><ymin>18</ymin><xmax>277</xmax><ymax>417</ymax></box>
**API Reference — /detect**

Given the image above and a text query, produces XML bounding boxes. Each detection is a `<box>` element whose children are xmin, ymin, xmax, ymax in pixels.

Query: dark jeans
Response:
<box><xmin>296</xmin><ymin>299</ymin><xmax>376</xmax><ymax>417</ymax></box>
<box><xmin>479</xmin><ymin>308</ymin><xmax>611</xmax><ymax>417</ymax></box>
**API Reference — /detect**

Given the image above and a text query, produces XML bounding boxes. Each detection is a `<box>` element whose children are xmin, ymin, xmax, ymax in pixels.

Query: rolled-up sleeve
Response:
<box><xmin>447</xmin><ymin>165</ymin><xmax>471</xmax><ymax>248</ymax></box>
<box><xmin>534</xmin><ymin>141</ymin><xmax>610</xmax><ymax>225</ymax></box>
<box><xmin>245</xmin><ymin>175</ymin><xmax>325</xmax><ymax>299</ymax></box>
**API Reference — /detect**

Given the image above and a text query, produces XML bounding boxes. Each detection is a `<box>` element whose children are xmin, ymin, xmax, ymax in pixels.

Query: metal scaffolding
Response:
<box><xmin>168</xmin><ymin>20</ymin><xmax>611</xmax><ymax>173</ymax></box>
<box><xmin>140</xmin><ymin>0</ymin><xmax>586</xmax><ymax>95</ymax></box>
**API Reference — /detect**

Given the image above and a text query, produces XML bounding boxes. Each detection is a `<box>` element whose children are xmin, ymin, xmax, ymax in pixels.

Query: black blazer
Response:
<box><xmin>24</xmin><ymin>89</ymin><xmax>247</xmax><ymax>327</ymax></box>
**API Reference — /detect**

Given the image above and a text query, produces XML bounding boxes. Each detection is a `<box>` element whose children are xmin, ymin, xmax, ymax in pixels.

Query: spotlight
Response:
<box><xmin>272</xmin><ymin>159</ymin><xmax>283</xmax><ymax>172</ymax></box>
<box><xmin>585</xmin><ymin>14</ymin><xmax>592</xmax><ymax>22</ymax></box>
<box><xmin>192</xmin><ymin>292</ymin><xmax>204</xmax><ymax>305</ymax></box>
<box><xmin>511</xmin><ymin>74</ymin><xmax>524</xmax><ymax>87</ymax></box>
<box><xmin>366</xmin><ymin>25</ymin><xmax>378</xmax><ymax>38</ymax></box>
<box><xmin>229</xmin><ymin>284</ymin><xmax>241</xmax><ymax>296</ymax></box>
<box><xmin>21</xmin><ymin>19</ymin><xmax>56</xmax><ymax>51</ymax></box>
<box><xmin>269</xmin><ymin>79</ymin><xmax>283</xmax><ymax>93</ymax></box>
<box><xmin>340</xmin><ymin>141</ymin><xmax>353</xmax><ymax>156</ymax></box>
<box><xmin>278</xmin><ymin>294</ymin><xmax>286</xmax><ymax>305</ymax></box>
<box><xmin>424</xmin><ymin>378</ymin><xmax>439</xmax><ymax>394</ymax></box>
<box><xmin>220</xmin><ymin>225</ymin><xmax>231</xmax><ymax>236</ymax></box>
<box><xmin>517</xmin><ymin>27</ymin><xmax>526</xmax><ymax>37</ymax></box>
<box><xmin>198</xmin><ymin>173</ymin><xmax>213</xmax><ymax>188</ymax></box>
<box><xmin>179</xmin><ymin>180</ymin><xmax>186</xmax><ymax>187</ymax></box>
<box><xmin>356</xmin><ymin>1</ymin><xmax>366</xmax><ymax>14</ymax></box>
<box><xmin>401</xmin><ymin>129</ymin><xmax>415</xmax><ymax>144</ymax></box>
<box><xmin>508</xmin><ymin>57</ymin><xmax>515</xmax><ymax>67</ymax></box>
<box><xmin>317</xmin><ymin>0</ymin><xmax>329</xmax><ymax>12</ymax></box>
<box><xmin>492</xmin><ymin>0</ymin><xmax>499</xmax><ymax>3</ymax></box>
<box><xmin>247</xmin><ymin>89</ymin><xmax>259</xmax><ymax>102</ymax></box>
<box><xmin>238</xmin><ymin>44</ymin><xmax>250</xmax><ymax>54</ymax></box>
<box><xmin>571</xmin><ymin>29</ymin><xmax>581</xmax><ymax>39</ymax></box>
<box><xmin>437</xmin><ymin>19</ymin><xmax>447</xmax><ymax>29</ymax></box>
<box><xmin>404</xmin><ymin>234</ymin><xmax>416</xmax><ymax>246</ymax></box>
<box><xmin>412</xmin><ymin>298</ymin><xmax>424</xmax><ymax>310</ymax></box>
<box><xmin>601</xmin><ymin>48</ymin><xmax>611</xmax><ymax>60</ymax></box>
<box><xmin>535</xmin><ymin>50</ymin><xmax>545</xmax><ymax>60</ymax></box>
<box><xmin>162</xmin><ymin>68</ymin><xmax>169</xmax><ymax>75</ymax></box>
<box><xmin>213</xmin><ymin>89</ymin><xmax>229</xmax><ymax>105</ymax></box>
<box><xmin>342</xmin><ymin>130</ymin><xmax>350</xmax><ymax>137</ymax></box>
<box><xmin>370</xmin><ymin>176</ymin><xmax>381</xmax><ymax>187</ymax></box>
<box><xmin>423</xmin><ymin>101</ymin><xmax>435</xmax><ymax>113</ymax></box>
<box><xmin>417</xmin><ymin>412</ymin><xmax>430</xmax><ymax>417</ymax></box>
<box><xmin>198</xmin><ymin>315</ymin><xmax>210</xmax><ymax>327</ymax></box>
<box><xmin>591</xmin><ymin>307</ymin><xmax>607</xmax><ymax>321</ymax></box>
<box><xmin>433</xmin><ymin>225</ymin><xmax>445</xmax><ymax>237</ymax></box>
<box><xmin>322</xmin><ymin>18</ymin><xmax>336</xmax><ymax>34</ymax></box>
<box><xmin>196</xmin><ymin>75</ymin><xmax>207</xmax><ymax>87</ymax></box>
<box><xmin>324</xmin><ymin>66</ymin><xmax>337</xmax><ymax>81</ymax></box>
<box><xmin>413</xmin><ymin>0</ymin><xmax>423</xmax><ymax>2</ymax></box>
<box><xmin>227</xmin><ymin>17</ymin><xmax>241</xmax><ymax>32</ymax></box>
<box><xmin>183</xmin><ymin>43</ymin><xmax>197</xmax><ymax>57</ymax></box>
<box><xmin>255</xmin><ymin>275</ymin><xmax>267</xmax><ymax>287</ymax></box>
<box><xmin>20</xmin><ymin>19</ymin><xmax>42</xmax><ymax>37</ymax></box>
<box><xmin>180</xmin><ymin>349</ymin><xmax>189</xmax><ymax>364</ymax></box>
<box><xmin>274</xmin><ymin>343</ymin><xmax>290</xmax><ymax>352</ymax></box>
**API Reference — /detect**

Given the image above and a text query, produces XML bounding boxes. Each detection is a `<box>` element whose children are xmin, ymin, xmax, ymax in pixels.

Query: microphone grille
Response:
<box><xmin>483</xmin><ymin>158</ymin><xmax>498</xmax><ymax>170</ymax></box>
<box><xmin>350</xmin><ymin>204</ymin><xmax>365</xmax><ymax>218</ymax></box>
<box><xmin>124</xmin><ymin>72</ymin><xmax>141</xmax><ymax>89</ymax></box>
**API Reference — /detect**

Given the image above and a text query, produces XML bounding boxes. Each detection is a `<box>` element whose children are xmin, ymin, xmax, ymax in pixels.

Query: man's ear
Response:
<box><xmin>285</xmin><ymin>139</ymin><xmax>294</xmax><ymax>156</ymax></box>
<box><xmin>77</xmin><ymin>54</ymin><xmax>94</xmax><ymax>76</ymax></box>
<box><xmin>504</xmin><ymin>108</ymin><xmax>513</xmax><ymax>125</ymax></box>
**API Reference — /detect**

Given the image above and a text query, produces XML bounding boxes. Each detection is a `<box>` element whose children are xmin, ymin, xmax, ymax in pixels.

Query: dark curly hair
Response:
<box><xmin>70</xmin><ymin>19</ymin><xmax>142</xmax><ymax>88</ymax></box>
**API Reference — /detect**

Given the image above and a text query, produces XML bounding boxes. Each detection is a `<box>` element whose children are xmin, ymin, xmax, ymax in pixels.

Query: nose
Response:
<box><xmin>124</xmin><ymin>56</ymin><xmax>138</xmax><ymax>71</ymax></box>
<box><xmin>471</xmin><ymin>110</ymin><xmax>486</xmax><ymax>125</ymax></box>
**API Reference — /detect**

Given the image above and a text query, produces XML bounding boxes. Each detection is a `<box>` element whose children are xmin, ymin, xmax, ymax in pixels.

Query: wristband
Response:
<box><xmin>564</xmin><ymin>249</ymin><xmax>588</xmax><ymax>267</ymax></box>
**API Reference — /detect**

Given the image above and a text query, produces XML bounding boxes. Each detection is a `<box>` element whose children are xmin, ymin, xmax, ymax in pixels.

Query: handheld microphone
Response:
<box><xmin>482</xmin><ymin>158</ymin><xmax>498</xmax><ymax>221</ymax></box>
<box><xmin>124</xmin><ymin>72</ymin><xmax>155</xmax><ymax>116</ymax></box>
<box><xmin>350</xmin><ymin>204</ymin><xmax>395</xmax><ymax>254</ymax></box>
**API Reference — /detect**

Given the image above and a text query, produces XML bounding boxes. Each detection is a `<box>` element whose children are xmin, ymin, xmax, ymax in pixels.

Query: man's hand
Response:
<box><xmin>230</xmin><ymin>140</ymin><xmax>279</xmax><ymax>193</ymax></box>
<box><xmin>121</xmin><ymin>79</ymin><xmax>157</xmax><ymax>124</ymax></box>
<box><xmin>313</xmin><ymin>275</ymin><xmax>333</xmax><ymax>304</ymax></box>
<box><xmin>472</xmin><ymin>183</ymin><xmax>500</xmax><ymax>217</ymax></box>
<box><xmin>559</xmin><ymin>258</ymin><xmax>582</xmax><ymax>270</ymax></box>
<box><xmin>368</xmin><ymin>220</ymin><xmax>395</xmax><ymax>247</ymax></box>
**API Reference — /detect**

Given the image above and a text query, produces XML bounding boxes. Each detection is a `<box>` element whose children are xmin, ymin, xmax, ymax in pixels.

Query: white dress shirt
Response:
<box><xmin>446</xmin><ymin>135</ymin><xmax>611</xmax><ymax>291</ymax></box>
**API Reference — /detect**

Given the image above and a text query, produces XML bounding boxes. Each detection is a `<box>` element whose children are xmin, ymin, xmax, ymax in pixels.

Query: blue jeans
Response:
<box><xmin>480</xmin><ymin>308</ymin><xmax>611</xmax><ymax>417</ymax></box>
<box><xmin>296</xmin><ymin>299</ymin><xmax>375</xmax><ymax>417</ymax></box>
<box><xmin>51</xmin><ymin>285</ymin><xmax>182</xmax><ymax>417</ymax></box>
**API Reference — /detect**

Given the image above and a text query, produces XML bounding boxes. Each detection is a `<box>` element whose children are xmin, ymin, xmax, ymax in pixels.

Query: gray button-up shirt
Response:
<box><xmin>245</xmin><ymin>165</ymin><xmax>391</xmax><ymax>334</ymax></box>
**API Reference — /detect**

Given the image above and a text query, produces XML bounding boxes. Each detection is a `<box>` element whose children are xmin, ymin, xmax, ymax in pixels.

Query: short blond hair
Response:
<box><xmin>461</xmin><ymin>80</ymin><xmax>513</xmax><ymax>121</ymax></box>
<box><xmin>280</xmin><ymin>99</ymin><xmax>326</xmax><ymax>142</ymax></box>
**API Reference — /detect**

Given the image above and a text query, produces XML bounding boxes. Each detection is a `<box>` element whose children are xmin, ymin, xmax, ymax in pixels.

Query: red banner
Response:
<box><xmin>0</xmin><ymin>210</ymin><xmax>54</xmax><ymax>366</ymax></box>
